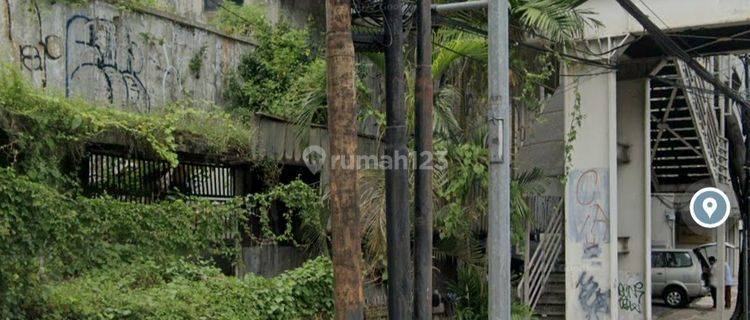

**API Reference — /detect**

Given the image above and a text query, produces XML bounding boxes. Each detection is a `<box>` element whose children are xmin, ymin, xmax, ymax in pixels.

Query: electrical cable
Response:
<box><xmin>615</xmin><ymin>0</ymin><xmax>750</xmax><ymax>110</ymax></box>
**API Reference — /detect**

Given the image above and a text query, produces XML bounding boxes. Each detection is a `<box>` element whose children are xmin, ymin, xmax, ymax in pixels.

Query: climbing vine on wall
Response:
<box><xmin>563</xmin><ymin>87</ymin><xmax>584</xmax><ymax>183</ymax></box>
<box><xmin>0</xmin><ymin>67</ymin><xmax>255</xmax><ymax>187</ymax></box>
<box><xmin>245</xmin><ymin>180</ymin><xmax>328</xmax><ymax>252</ymax></box>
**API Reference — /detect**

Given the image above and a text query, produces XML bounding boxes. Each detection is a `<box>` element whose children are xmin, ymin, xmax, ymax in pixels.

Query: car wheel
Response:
<box><xmin>663</xmin><ymin>286</ymin><xmax>687</xmax><ymax>308</ymax></box>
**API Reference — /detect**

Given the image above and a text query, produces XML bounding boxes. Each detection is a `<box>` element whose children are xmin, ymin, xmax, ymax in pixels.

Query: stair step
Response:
<box><xmin>547</xmin><ymin>272</ymin><xmax>565</xmax><ymax>283</ymax></box>
<box><xmin>544</xmin><ymin>282</ymin><xmax>566</xmax><ymax>293</ymax></box>
<box><xmin>535</xmin><ymin>314</ymin><xmax>565</xmax><ymax>320</ymax></box>
<box><xmin>538</xmin><ymin>292</ymin><xmax>565</xmax><ymax>305</ymax></box>
<box><xmin>535</xmin><ymin>304</ymin><xmax>565</xmax><ymax>316</ymax></box>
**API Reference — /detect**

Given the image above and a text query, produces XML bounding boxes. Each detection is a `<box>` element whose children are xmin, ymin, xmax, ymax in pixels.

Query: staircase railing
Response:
<box><xmin>675</xmin><ymin>59</ymin><xmax>730</xmax><ymax>184</ymax></box>
<box><xmin>518</xmin><ymin>199</ymin><xmax>564</xmax><ymax>310</ymax></box>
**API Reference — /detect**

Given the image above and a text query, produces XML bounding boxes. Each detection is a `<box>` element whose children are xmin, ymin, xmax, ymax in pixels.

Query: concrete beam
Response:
<box><xmin>579</xmin><ymin>0</ymin><xmax>750</xmax><ymax>41</ymax></box>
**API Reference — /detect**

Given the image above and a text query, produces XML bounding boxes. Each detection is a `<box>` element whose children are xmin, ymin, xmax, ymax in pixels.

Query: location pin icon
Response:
<box><xmin>703</xmin><ymin>198</ymin><xmax>717</xmax><ymax>218</ymax></box>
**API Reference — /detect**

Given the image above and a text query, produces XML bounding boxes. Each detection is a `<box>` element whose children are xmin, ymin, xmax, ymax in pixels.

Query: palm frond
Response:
<box><xmin>432</xmin><ymin>35</ymin><xmax>487</xmax><ymax>80</ymax></box>
<box><xmin>511</xmin><ymin>0</ymin><xmax>602</xmax><ymax>43</ymax></box>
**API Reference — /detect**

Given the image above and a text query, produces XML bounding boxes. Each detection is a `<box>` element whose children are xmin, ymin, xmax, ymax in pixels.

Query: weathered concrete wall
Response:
<box><xmin>564</xmin><ymin>64</ymin><xmax>618</xmax><ymax>320</ymax></box>
<box><xmin>154</xmin><ymin>0</ymin><xmax>205</xmax><ymax>23</ymax></box>
<box><xmin>515</xmin><ymin>86</ymin><xmax>565</xmax><ymax>197</ymax></box>
<box><xmin>651</xmin><ymin>194</ymin><xmax>676</xmax><ymax>249</ymax></box>
<box><xmin>0</xmin><ymin>0</ymin><xmax>254</xmax><ymax>112</ymax></box>
<box><xmin>616</xmin><ymin>78</ymin><xmax>649</xmax><ymax>320</ymax></box>
<box><xmin>241</xmin><ymin>245</ymin><xmax>308</xmax><ymax>278</ymax></box>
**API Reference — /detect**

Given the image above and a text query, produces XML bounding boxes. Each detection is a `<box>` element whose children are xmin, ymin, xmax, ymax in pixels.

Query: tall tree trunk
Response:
<box><xmin>325</xmin><ymin>1</ymin><xmax>365</xmax><ymax>319</ymax></box>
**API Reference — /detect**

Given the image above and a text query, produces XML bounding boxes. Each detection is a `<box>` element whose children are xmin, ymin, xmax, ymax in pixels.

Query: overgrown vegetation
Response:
<box><xmin>189</xmin><ymin>45</ymin><xmax>208</xmax><ymax>79</ymax></box>
<box><xmin>0</xmin><ymin>63</ymin><xmax>334</xmax><ymax>318</ymax></box>
<box><xmin>0</xmin><ymin>168</ymin><xmax>240</xmax><ymax>317</ymax></box>
<box><xmin>43</xmin><ymin>256</ymin><xmax>333</xmax><ymax>320</ymax></box>
<box><xmin>3</xmin><ymin>0</ymin><xmax>601</xmax><ymax>318</ymax></box>
<box><xmin>0</xmin><ymin>67</ymin><xmax>254</xmax><ymax>187</ymax></box>
<box><xmin>213</xmin><ymin>2</ymin><xmax>373</xmax><ymax>127</ymax></box>
<box><xmin>246</xmin><ymin>180</ymin><xmax>329</xmax><ymax>253</ymax></box>
<box><xmin>214</xmin><ymin>3</ymin><xmax>316</xmax><ymax>119</ymax></box>
<box><xmin>0</xmin><ymin>167</ymin><xmax>332</xmax><ymax>319</ymax></box>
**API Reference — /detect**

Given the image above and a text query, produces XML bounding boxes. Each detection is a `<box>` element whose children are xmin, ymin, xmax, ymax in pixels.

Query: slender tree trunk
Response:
<box><xmin>325</xmin><ymin>1</ymin><xmax>365</xmax><ymax>319</ymax></box>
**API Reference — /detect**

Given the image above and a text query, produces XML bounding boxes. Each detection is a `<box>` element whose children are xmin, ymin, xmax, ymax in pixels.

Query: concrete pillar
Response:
<box><xmin>616</xmin><ymin>78</ymin><xmax>651</xmax><ymax>319</ymax></box>
<box><xmin>563</xmin><ymin>64</ymin><xmax>618</xmax><ymax>320</ymax></box>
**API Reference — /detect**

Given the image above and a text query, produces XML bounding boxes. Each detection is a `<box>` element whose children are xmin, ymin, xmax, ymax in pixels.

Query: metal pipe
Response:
<box><xmin>384</xmin><ymin>0</ymin><xmax>413</xmax><ymax>318</ymax></box>
<box><xmin>487</xmin><ymin>0</ymin><xmax>511</xmax><ymax>319</ymax></box>
<box><xmin>414</xmin><ymin>0</ymin><xmax>434</xmax><ymax>319</ymax></box>
<box><xmin>431</xmin><ymin>0</ymin><xmax>487</xmax><ymax>13</ymax></box>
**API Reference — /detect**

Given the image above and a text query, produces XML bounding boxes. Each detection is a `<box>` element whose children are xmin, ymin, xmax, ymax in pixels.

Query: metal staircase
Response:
<box><xmin>518</xmin><ymin>199</ymin><xmax>565</xmax><ymax>319</ymax></box>
<box><xmin>650</xmin><ymin>58</ymin><xmax>730</xmax><ymax>188</ymax></box>
<box><xmin>518</xmin><ymin>56</ymin><xmax>733</xmax><ymax>320</ymax></box>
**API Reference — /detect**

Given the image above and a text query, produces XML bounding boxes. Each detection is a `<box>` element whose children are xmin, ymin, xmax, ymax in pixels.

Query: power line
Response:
<box><xmin>614</xmin><ymin>0</ymin><xmax>750</xmax><ymax>111</ymax></box>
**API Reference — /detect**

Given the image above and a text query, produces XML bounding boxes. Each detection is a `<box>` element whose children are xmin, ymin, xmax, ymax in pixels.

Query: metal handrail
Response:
<box><xmin>518</xmin><ymin>200</ymin><xmax>565</xmax><ymax>310</ymax></box>
<box><xmin>676</xmin><ymin>59</ymin><xmax>730</xmax><ymax>184</ymax></box>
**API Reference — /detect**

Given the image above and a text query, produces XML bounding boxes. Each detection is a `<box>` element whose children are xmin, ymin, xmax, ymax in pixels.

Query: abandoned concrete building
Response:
<box><xmin>4</xmin><ymin>0</ymin><xmax>750</xmax><ymax>319</ymax></box>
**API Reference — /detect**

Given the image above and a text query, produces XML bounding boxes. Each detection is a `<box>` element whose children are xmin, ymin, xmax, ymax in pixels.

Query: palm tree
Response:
<box><xmin>290</xmin><ymin>0</ymin><xmax>597</xmax><ymax>280</ymax></box>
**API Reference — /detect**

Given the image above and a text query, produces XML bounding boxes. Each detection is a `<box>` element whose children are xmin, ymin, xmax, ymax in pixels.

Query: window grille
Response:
<box><xmin>83</xmin><ymin>150</ymin><xmax>236</xmax><ymax>203</ymax></box>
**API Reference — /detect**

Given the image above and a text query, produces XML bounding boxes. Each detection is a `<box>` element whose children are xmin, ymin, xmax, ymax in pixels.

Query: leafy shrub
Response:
<box><xmin>447</xmin><ymin>266</ymin><xmax>536</xmax><ymax>320</ymax></box>
<box><xmin>0</xmin><ymin>168</ymin><xmax>246</xmax><ymax>318</ymax></box>
<box><xmin>210</xmin><ymin>3</ymin><xmax>318</xmax><ymax>120</ymax></box>
<box><xmin>42</xmin><ymin>256</ymin><xmax>333</xmax><ymax>320</ymax></box>
<box><xmin>223</xmin><ymin>26</ymin><xmax>314</xmax><ymax>118</ymax></box>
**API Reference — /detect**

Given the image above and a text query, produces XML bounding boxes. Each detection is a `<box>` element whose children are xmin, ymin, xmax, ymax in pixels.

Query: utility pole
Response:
<box><xmin>325</xmin><ymin>1</ymin><xmax>365</xmax><ymax>319</ymax></box>
<box><xmin>487</xmin><ymin>0</ymin><xmax>511</xmax><ymax>319</ymax></box>
<box><xmin>432</xmin><ymin>1</ymin><xmax>511</xmax><ymax>318</ymax></box>
<box><xmin>384</xmin><ymin>0</ymin><xmax>413</xmax><ymax>318</ymax></box>
<box><xmin>414</xmin><ymin>0</ymin><xmax>434</xmax><ymax>319</ymax></box>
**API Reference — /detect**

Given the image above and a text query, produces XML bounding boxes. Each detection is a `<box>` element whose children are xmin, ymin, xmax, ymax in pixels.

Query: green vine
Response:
<box><xmin>513</xmin><ymin>52</ymin><xmax>556</xmax><ymax>114</ymax></box>
<box><xmin>0</xmin><ymin>66</ymin><xmax>255</xmax><ymax>187</ymax></box>
<box><xmin>563</xmin><ymin>86</ymin><xmax>584</xmax><ymax>184</ymax></box>
<box><xmin>189</xmin><ymin>45</ymin><xmax>208</xmax><ymax>79</ymax></box>
<box><xmin>245</xmin><ymin>180</ymin><xmax>327</xmax><ymax>251</ymax></box>
<box><xmin>0</xmin><ymin>167</ymin><xmax>247</xmax><ymax>317</ymax></box>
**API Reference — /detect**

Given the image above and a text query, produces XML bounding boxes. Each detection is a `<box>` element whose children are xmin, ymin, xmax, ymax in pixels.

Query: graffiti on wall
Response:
<box><xmin>4</xmin><ymin>0</ymin><xmax>250</xmax><ymax>111</ymax></box>
<box><xmin>11</xmin><ymin>1</ymin><xmax>64</xmax><ymax>87</ymax></box>
<box><xmin>576</xmin><ymin>271</ymin><xmax>611</xmax><ymax>320</ymax></box>
<box><xmin>65</xmin><ymin>15</ymin><xmax>151</xmax><ymax>111</ymax></box>
<box><xmin>568</xmin><ymin>168</ymin><xmax>610</xmax><ymax>260</ymax></box>
<box><xmin>618</xmin><ymin>274</ymin><xmax>645</xmax><ymax>315</ymax></box>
